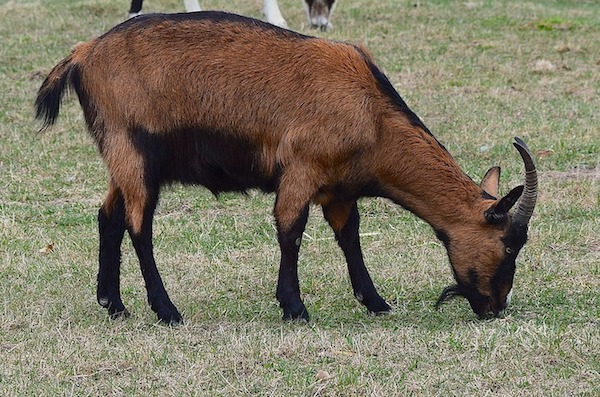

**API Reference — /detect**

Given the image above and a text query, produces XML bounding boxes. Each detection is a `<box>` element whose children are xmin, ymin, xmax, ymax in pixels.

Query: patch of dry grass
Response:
<box><xmin>1</xmin><ymin>0</ymin><xmax>599</xmax><ymax>395</ymax></box>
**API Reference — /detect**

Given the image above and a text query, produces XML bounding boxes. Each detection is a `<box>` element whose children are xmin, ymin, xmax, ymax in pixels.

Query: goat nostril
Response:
<box><xmin>492</xmin><ymin>300</ymin><xmax>510</xmax><ymax>318</ymax></box>
<box><xmin>495</xmin><ymin>306</ymin><xmax>509</xmax><ymax>318</ymax></box>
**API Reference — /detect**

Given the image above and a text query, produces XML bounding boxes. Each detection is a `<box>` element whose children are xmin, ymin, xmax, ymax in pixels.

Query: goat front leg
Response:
<box><xmin>97</xmin><ymin>184</ymin><xmax>129</xmax><ymax>319</ymax></box>
<box><xmin>322</xmin><ymin>201</ymin><xmax>391</xmax><ymax>315</ymax></box>
<box><xmin>275</xmin><ymin>203</ymin><xmax>310</xmax><ymax>321</ymax></box>
<box><xmin>273</xmin><ymin>173</ymin><xmax>314</xmax><ymax>321</ymax></box>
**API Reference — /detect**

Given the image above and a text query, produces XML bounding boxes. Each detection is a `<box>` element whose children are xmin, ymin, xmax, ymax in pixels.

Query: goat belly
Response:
<box><xmin>129</xmin><ymin>126</ymin><xmax>280</xmax><ymax>194</ymax></box>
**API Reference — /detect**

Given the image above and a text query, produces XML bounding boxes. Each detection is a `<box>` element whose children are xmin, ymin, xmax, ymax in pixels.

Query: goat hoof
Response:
<box><xmin>158</xmin><ymin>307</ymin><xmax>183</xmax><ymax>325</ymax></box>
<box><xmin>109</xmin><ymin>307</ymin><xmax>131</xmax><ymax>320</ymax></box>
<box><xmin>157</xmin><ymin>310</ymin><xmax>183</xmax><ymax>325</ymax></box>
<box><xmin>281</xmin><ymin>302</ymin><xmax>309</xmax><ymax>322</ymax></box>
<box><xmin>151</xmin><ymin>299</ymin><xmax>184</xmax><ymax>324</ymax></box>
<box><xmin>366</xmin><ymin>299</ymin><xmax>392</xmax><ymax>316</ymax></box>
<box><xmin>156</xmin><ymin>308</ymin><xmax>183</xmax><ymax>325</ymax></box>
<box><xmin>99</xmin><ymin>297</ymin><xmax>130</xmax><ymax>319</ymax></box>
<box><xmin>369</xmin><ymin>308</ymin><xmax>392</xmax><ymax>316</ymax></box>
<box><xmin>159</xmin><ymin>313</ymin><xmax>184</xmax><ymax>325</ymax></box>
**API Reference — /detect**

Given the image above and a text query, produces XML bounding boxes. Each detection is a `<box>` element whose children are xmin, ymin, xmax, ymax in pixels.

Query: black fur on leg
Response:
<box><xmin>97</xmin><ymin>195</ymin><xmax>129</xmax><ymax>319</ymax></box>
<box><xmin>127</xmin><ymin>194</ymin><xmax>183</xmax><ymax>325</ymax></box>
<box><xmin>323</xmin><ymin>201</ymin><xmax>391</xmax><ymax>316</ymax></box>
<box><xmin>275</xmin><ymin>204</ymin><xmax>310</xmax><ymax>322</ymax></box>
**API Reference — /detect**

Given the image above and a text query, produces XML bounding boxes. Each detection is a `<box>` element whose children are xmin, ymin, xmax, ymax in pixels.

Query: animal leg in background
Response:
<box><xmin>129</xmin><ymin>0</ymin><xmax>201</xmax><ymax>18</ymax></box>
<box><xmin>263</xmin><ymin>0</ymin><xmax>287</xmax><ymax>28</ymax></box>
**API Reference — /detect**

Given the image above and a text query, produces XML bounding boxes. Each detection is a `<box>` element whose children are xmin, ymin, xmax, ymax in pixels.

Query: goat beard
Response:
<box><xmin>435</xmin><ymin>284</ymin><xmax>463</xmax><ymax>309</ymax></box>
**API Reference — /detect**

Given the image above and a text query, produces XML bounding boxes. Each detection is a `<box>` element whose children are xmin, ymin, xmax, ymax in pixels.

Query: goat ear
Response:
<box><xmin>484</xmin><ymin>185</ymin><xmax>524</xmax><ymax>224</ymax></box>
<box><xmin>480</xmin><ymin>166</ymin><xmax>501</xmax><ymax>197</ymax></box>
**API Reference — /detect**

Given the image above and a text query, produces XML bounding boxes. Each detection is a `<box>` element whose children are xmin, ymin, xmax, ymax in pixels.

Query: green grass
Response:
<box><xmin>1</xmin><ymin>0</ymin><xmax>599</xmax><ymax>395</ymax></box>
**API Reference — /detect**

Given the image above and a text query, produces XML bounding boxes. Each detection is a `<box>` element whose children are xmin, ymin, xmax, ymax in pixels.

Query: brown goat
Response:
<box><xmin>35</xmin><ymin>11</ymin><xmax>538</xmax><ymax>323</ymax></box>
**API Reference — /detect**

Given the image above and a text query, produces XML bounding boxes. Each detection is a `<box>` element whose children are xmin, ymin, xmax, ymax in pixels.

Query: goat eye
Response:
<box><xmin>505</xmin><ymin>247</ymin><xmax>513</xmax><ymax>254</ymax></box>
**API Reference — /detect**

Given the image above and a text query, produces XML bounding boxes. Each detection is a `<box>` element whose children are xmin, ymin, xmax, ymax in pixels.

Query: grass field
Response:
<box><xmin>1</xmin><ymin>0</ymin><xmax>598</xmax><ymax>395</ymax></box>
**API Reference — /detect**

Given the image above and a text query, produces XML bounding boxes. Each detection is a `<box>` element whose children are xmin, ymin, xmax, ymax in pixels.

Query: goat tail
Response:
<box><xmin>35</xmin><ymin>55</ymin><xmax>75</xmax><ymax>130</ymax></box>
<box><xmin>35</xmin><ymin>42</ymin><xmax>91</xmax><ymax>131</ymax></box>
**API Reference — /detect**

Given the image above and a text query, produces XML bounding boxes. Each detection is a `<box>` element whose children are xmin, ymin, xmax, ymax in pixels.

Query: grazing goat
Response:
<box><xmin>129</xmin><ymin>0</ymin><xmax>337</xmax><ymax>29</ymax></box>
<box><xmin>35</xmin><ymin>11</ymin><xmax>537</xmax><ymax>324</ymax></box>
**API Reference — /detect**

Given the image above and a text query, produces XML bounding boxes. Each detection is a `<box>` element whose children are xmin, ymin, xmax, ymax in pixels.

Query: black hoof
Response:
<box><xmin>281</xmin><ymin>301</ymin><xmax>309</xmax><ymax>322</ymax></box>
<box><xmin>365</xmin><ymin>298</ymin><xmax>392</xmax><ymax>316</ymax></box>
<box><xmin>157</xmin><ymin>312</ymin><xmax>184</xmax><ymax>325</ymax></box>
<box><xmin>153</xmin><ymin>301</ymin><xmax>183</xmax><ymax>325</ymax></box>
<box><xmin>109</xmin><ymin>307</ymin><xmax>131</xmax><ymax>320</ymax></box>
<box><xmin>98</xmin><ymin>296</ymin><xmax>130</xmax><ymax>320</ymax></box>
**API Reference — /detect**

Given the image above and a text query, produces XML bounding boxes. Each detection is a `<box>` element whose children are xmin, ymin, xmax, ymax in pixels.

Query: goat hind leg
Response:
<box><xmin>322</xmin><ymin>201</ymin><xmax>391</xmax><ymax>315</ymax></box>
<box><xmin>103</xmin><ymin>128</ymin><xmax>182</xmax><ymax>324</ymax></box>
<box><xmin>127</xmin><ymin>191</ymin><xmax>183</xmax><ymax>324</ymax></box>
<box><xmin>97</xmin><ymin>183</ymin><xmax>129</xmax><ymax>319</ymax></box>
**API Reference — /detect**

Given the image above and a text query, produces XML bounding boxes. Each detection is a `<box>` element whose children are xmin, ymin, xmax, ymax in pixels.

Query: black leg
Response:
<box><xmin>97</xmin><ymin>192</ymin><xmax>128</xmax><ymax>319</ymax></box>
<box><xmin>323</xmin><ymin>201</ymin><xmax>391</xmax><ymax>314</ymax></box>
<box><xmin>275</xmin><ymin>204</ymin><xmax>310</xmax><ymax>321</ymax></box>
<box><xmin>129</xmin><ymin>0</ymin><xmax>143</xmax><ymax>14</ymax></box>
<box><xmin>127</xmin><ymin>194</ymin><xmax>183</xmax><ymax>324</ymax></box>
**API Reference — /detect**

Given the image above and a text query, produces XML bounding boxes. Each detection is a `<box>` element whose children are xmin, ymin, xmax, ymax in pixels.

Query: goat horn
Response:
<box><xmin>435</xmin><ymin>284</ymin><xmax>461</xmax><ymax>309</ymax></box>
<box><xmin>512</xmin><ymin>137</ymin><xmax>538</xmax><ymax>226</ymax></box>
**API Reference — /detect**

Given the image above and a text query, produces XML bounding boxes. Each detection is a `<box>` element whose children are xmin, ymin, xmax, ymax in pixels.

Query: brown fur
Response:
<box><xmin>103</xmin><ymin>132</ymin><xmax>147</xmax><ymax>233</ymax></box>
<box><xmin>480</xmin><ymin>166</ymin><xmax>501</xmax><ymax>197</ymax></box>
<box><xmin>322</xmin><ymin>201</ymin><xmax>354</xmax><ymax>233</ymax></box>
<box><xmin>76</xmin><ymin>17</ymin><xmax>380</xmax><ymax>233</ymax></box>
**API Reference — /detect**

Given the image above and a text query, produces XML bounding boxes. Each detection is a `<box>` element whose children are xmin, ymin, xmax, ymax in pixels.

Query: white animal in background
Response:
<box><xmin>128</xmin><ymin>0</ymin><xmax>337</xmax><ymax>30</ymax></box>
